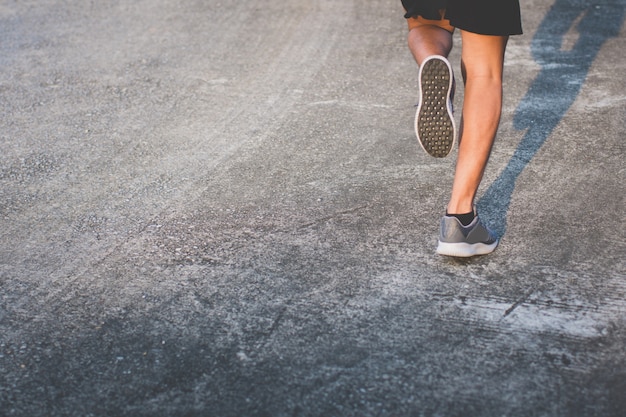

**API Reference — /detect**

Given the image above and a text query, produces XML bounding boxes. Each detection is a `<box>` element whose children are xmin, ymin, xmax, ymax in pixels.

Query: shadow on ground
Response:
<box><xmin>479</xmin><ymin>0</ymin><xmax>625</xmax><ymax>236</ymax></box>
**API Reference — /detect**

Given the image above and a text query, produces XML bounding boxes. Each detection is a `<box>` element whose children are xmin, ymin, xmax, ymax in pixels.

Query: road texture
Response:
<box><xmin>1</xmin><ymin>0</ymin><xmax>625</xmax><ymax>416</ymax></box>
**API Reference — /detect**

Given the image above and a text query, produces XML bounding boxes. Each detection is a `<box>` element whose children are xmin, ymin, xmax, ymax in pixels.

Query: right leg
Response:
<box><xmin>436</xmin><ymin>32</ymin><xmax>508</xmax><ymax>257</ymax></box>
<box><xmin>446</xmin><ymin>32</ymin><xmax>509</xmax><ymax>215</ymax></box>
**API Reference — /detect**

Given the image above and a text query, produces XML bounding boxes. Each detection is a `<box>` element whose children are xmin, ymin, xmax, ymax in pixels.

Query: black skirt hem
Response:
<box><xmin>402</xmin><ymin>0</ymin><xmax>523</xmax><ymax>36</ymax></box>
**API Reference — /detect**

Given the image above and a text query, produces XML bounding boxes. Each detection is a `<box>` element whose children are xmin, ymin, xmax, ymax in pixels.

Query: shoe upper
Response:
<box><xmin>439</xmin><ymin>216</ymin><xmax>498</xmax><ymax>245</ymax></box>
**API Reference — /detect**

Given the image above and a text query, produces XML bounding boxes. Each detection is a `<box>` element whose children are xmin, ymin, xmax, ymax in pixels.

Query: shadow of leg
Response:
<box><xmin>478</xmin><ymin>0</ymin><xmax>625</xmax><ymax>237</ymax></box>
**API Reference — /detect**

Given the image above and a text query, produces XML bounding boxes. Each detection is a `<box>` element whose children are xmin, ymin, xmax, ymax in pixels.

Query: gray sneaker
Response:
<box><xmin>415</xmin><ymin>55</ymin><xmax>456</xmax><ymax>158</ymax></box>
<box><xmin>436</xmin><ymin>215</ymin><xmax>499</xmax><ymax>257</ymax></box>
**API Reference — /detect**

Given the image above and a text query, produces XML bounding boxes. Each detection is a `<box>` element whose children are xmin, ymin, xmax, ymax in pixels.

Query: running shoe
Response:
<box><xmin>436</xmin><ymin>214</ymin><xmax>499</xmax><ymax>257</ymax></box>
<box><xmin>415</xmin><ymin>55</ymin><xmax>456</xmax><ymax>158</ymax></box>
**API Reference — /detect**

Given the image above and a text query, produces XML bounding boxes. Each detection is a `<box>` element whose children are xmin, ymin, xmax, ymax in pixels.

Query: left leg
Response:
<box><xmin>406</xmin><ymin>15</ymin><xmax>454</xmax><ymax>65</ymax></box>
<box><xmin>406</xmin><ymin>15</ymin><xmax>457</xmax><ymax>157</ymax></box>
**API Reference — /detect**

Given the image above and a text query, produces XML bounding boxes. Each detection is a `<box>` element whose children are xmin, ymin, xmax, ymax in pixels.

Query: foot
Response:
<box><xmin>415</xmin><ymin>55</ymin><xmax>456</xmax><ymax>158</ymax></box>
<box><xmin>436</xmin><ymin>214</ymin><xmax>498</xmax><ymax>257</ymax></box>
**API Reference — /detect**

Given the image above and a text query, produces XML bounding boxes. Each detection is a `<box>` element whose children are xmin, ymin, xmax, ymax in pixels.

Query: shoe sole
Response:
<box><xmin>436</xmin><ymin>240</ymin><xmax>499</xmax><ymax>257</ymax></box>
<box><xmin>415</xmin><ymin>56</ymin><xmax>456</xmax><ymax>158</ymax></box>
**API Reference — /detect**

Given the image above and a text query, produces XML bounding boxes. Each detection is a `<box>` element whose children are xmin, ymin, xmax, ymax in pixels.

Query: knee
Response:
<box><xmin>406</xmin><ymin>15</ymin><xmax>454</xmax><ymax>33</ymax></box>
<box><xmin>460</xmin><ymin>59</ymin><xmax>504</xmax><ymax>86</ymax></box>
<box><xmin>459</xmin><ymin>32</ymin><xmax>508</xmax><ymax>83</ymax></box>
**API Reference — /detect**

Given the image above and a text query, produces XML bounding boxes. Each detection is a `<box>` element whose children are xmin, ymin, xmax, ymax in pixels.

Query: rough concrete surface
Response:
<box><xmin>1</xmin><ymin>0</ymin><xmax>625</xmax><ymax>416</ymax></box>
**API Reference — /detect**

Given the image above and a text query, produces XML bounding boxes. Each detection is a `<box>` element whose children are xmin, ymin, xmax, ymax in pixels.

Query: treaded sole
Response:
<box><xmin>415</xmin><ymin>56</ymin><xmax>455</xmax><ymax>158</ymax></box>
<box><xmin>436</xmin><ymin>240</ymin><xmax>499</xmax><ymax>257</ymax></box>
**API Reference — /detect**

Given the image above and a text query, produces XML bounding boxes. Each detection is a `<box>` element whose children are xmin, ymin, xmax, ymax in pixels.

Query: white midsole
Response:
<box><xmin>436</xmin><ymin>240</ymin><xmax>499</xmax><ymax>257</ymax></box>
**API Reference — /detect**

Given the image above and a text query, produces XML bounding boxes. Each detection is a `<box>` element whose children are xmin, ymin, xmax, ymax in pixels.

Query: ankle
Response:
<box><xmin>446</xmin><ymin>210</ymin><xmax>475</xmax><ymax>227</ymax></box>
<box><xmin>446</xmin><ymin>202</ymin><xmax>475</xmax><ymax>216</ymax></box>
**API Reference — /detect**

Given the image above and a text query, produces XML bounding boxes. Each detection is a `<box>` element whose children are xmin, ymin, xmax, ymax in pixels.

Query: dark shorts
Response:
<box><xmin>401</xmin><ymin>0</ymin><xmax>523</xmax><ymax>36</ymax></box>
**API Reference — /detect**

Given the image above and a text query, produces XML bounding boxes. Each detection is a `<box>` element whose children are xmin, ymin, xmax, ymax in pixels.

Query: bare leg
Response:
<box><xmin>406</xmin><ymin>16</ymin><xmax>454</xmax><ymax>65</ymax></box>
<box><xmin>447</xmin><ymin>32</ymin><xmax>509</xmax><ymax>215</ymax></box>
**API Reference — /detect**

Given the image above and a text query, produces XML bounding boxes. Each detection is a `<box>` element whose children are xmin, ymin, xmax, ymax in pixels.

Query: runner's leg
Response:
<box><xmin>406</xmin><ymin>15</ymin><xmax>454</xmax><ymax>65</ymax></box>
<box><xmin>447</xmin><ymin>32</ymin><xmax>509</xmax><ymax>215</ymax></box>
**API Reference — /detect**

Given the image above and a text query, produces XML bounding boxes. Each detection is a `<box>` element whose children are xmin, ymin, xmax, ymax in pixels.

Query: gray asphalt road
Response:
<box><xmin>1</xmin><ymin>1</ymin><xmax>625</xmax><ymax>416</ymax></box>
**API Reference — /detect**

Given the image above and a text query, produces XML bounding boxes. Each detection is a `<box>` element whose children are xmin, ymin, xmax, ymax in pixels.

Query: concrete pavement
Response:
<box><xmin>1</xmin><ymin>0</ymin><xmax>625</xmax><ymax>416</ymax></box>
